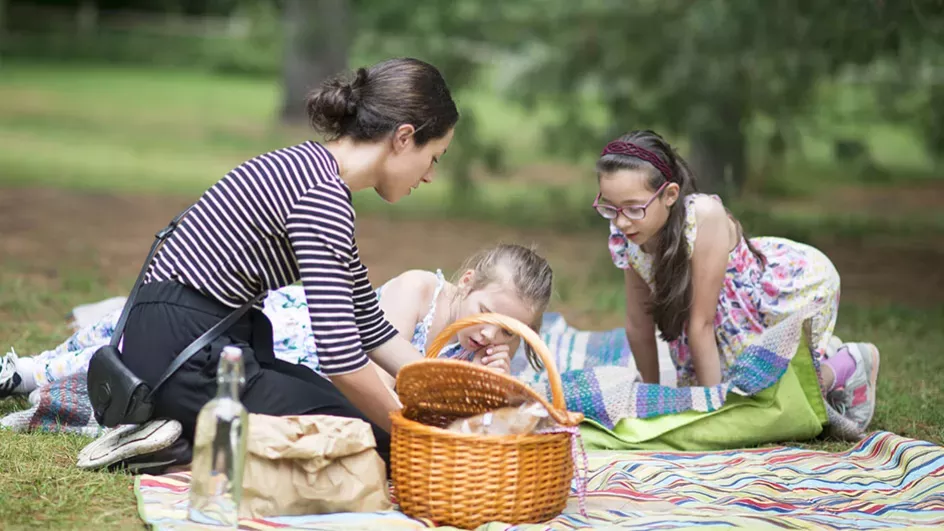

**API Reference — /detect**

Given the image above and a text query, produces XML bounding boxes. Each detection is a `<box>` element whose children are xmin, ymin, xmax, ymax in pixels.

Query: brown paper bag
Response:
<box><xmin>239</xmin><ymin>414</ymin><xmax>391</xmax><ymax>518</ymax></box>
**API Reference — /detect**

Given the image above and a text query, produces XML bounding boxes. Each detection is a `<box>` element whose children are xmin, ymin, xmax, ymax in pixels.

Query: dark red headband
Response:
<box><xmin>601</xmin><ymin>141</ymin><xmax>673</xmax><ymax>182</ymax></box>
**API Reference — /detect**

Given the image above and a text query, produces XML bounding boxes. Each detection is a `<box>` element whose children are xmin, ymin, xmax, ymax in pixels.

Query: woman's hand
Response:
<box><xmin>477</xmin><ymin>344</ymin><xmax>512</xmax><ymax>374</ymax></box>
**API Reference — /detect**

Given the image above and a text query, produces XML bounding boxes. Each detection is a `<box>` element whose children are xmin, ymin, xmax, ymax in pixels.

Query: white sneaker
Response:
<box><xmin>77</xmin><ymin>419</ymin><xmax>182</xmax><ymax>471</ymax></box>
<box><xmin>0</xmin><ymin>350</ymin><xmax>22</xmax><ymax>399</ymax></box>
<box><xmin>828</xmin><ymin>343</ymin><xmax>881</xmax><ymax>432</ymax></box>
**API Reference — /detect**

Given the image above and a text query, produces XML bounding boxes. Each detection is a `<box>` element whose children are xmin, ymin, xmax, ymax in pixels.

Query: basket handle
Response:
<box><xmin>425</xmin><ymin>312</ymin><xmax>568</xmax><ymax>414</ymax></box>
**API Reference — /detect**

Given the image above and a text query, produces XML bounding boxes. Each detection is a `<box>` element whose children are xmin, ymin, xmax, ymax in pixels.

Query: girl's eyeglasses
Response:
<box><xmin>592</xmin><ymin>182</ymin><xmax>669</xmax><ymax>221</ymax></box>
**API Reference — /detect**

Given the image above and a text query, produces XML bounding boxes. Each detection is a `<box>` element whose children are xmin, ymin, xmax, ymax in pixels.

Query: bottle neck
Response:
<box><xmin>216</xmin><ymin>356</ymin><xmax>243</xmax><ymax>400</ymax></box>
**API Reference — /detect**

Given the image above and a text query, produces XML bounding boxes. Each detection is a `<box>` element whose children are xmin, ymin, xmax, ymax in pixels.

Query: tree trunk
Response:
<box><xmin>77</xmin><ymin>0</ymin><xmax>98</xmax><ymax>35</ymax></box>
<box><xmin>686</xmin><ymin>98</ymin><xmax>747</xmax><ymax>198</ymax></box>
<box><xmin>751</xmin><ymin>124</ymin><xmax>787</xmax><ymax>195</ymax></box>
<box><xmin>280</xmin><ymin>0</ymin><xmax>351</xmax><ymax>125</ymax></box>
<box><xmin>0</xmin><ymin>0</ymin><xmax>7</xmax><ymax>44</ymax></box>
<box><xmin>925</xmin><ymin>84</ymin><xmax>944</xmax><ymax>164</ymax></box>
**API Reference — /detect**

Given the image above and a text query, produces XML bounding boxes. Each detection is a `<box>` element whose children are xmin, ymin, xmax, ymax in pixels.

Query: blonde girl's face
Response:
<box><xmin>452</xmin><ymin>270</ymin><xmax>536</xmax><ymax>355</ymax></box>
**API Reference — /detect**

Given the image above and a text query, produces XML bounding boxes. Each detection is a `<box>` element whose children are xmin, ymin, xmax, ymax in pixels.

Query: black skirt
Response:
<box><xmin>120</xmin><ymin>280</ymin><xmax>390</xmax><ymax>463</ymax></box>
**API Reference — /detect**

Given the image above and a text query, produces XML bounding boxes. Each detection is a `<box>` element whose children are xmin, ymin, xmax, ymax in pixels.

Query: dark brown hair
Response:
<box><xmin>453</xmin><ymin>243</ymin><xmax>554</xmax><ymax>371</ymax></box>
<box><xmin>306</xmin><ymin>58</ymin><xmax>459</xmax><ymax>146</ymax></box>
<box><xmin>597</xmin><ymin>130</ymin><xmax>764</xmax><ymax>341</ymax></box>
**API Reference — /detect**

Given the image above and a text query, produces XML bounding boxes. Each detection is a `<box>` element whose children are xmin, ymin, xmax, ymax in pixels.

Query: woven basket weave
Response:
<box><xmin>390</xmin><ymin>313</ymin><xmax>584</xmax><ymax>529</ymax></box>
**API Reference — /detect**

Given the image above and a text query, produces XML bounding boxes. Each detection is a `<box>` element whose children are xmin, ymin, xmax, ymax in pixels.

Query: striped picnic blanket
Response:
<box><xmin>135</xmin><ymin>431</ymin><xmax>944</xmax><ymax>530</ymax></box>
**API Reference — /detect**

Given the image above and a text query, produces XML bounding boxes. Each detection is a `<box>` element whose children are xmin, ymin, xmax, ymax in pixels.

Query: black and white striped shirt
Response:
<box><xmin>144</xmin><ymin>141</ymin><xmax>398</xmax><ymax>375</ymax></box>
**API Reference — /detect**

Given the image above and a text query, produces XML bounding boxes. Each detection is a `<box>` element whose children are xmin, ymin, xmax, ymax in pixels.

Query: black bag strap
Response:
<box><xmin>108</xmin><ymin>205</ymin><xmax>267</xmax><ymax>398</ymax></box>
<box><xmin>109</xmin><ymin>206</ymin><xmax>193</xmax><ymax>349</ymax></box>
<box><xmin>146</xmin><ymin>292</ymin><xmax>263</xmax><ymax>400</ymax></box>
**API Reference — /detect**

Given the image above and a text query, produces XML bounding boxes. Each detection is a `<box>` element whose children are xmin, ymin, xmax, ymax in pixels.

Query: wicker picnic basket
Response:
<box><xmin>390</xmin><ymin>313</ymin><xmax>585</xmax><ymax>529</ymax></box>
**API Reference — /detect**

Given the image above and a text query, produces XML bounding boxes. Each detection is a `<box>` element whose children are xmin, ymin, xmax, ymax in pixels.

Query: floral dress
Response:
<box><xmin>607</xmin><ymin>193</ymin><xmax>841</xmax><ymax>387</ymax></box>
<box><xmin>268</xmin><ymin>268</ymin><xmax>464</xmax><ymax>373</ymax></box>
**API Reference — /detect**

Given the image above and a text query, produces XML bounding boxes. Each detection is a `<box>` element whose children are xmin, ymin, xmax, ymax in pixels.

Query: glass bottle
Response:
<box><xmin>188</xmin><ymin>345</ymin><xmax>249</xmax><ymax>528</ymax></box>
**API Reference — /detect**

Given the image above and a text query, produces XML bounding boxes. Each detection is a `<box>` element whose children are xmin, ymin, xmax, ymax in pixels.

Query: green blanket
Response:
<box><xmin>580</xmin><ymin>335</ymin><xmax>828</xmax><ymax>451</ymax></box>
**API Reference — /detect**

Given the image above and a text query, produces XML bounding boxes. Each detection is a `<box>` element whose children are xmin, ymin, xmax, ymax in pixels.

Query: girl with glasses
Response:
<box><xmin>593</xmin><ymin>129</ymin><xmax>880</xmax><ymax>438</ymax></box>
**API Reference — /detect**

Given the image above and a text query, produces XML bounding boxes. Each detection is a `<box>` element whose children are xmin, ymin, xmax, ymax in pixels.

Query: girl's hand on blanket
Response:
<box><xmin>481</xmin><ymin>345</ymin><xmax>511</xmax><ymax>374</ymax></box>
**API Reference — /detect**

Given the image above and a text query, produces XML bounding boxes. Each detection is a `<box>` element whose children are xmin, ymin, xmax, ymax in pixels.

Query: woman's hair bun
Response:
<box><xmin>306</xmin><ymin>68</ymin><xmax>367</xmax><ymax>138</ymax></box>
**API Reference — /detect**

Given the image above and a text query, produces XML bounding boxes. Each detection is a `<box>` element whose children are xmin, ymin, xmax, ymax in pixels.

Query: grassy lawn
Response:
<box><xmin>1</xmin><ymin>61</ymin><xmax>942</xmax><ymax>529</ymax></box>
<box><xmin>0</xmin><ymin>266</ymin><xmax>141</xmax><ymax>529</ymax></box>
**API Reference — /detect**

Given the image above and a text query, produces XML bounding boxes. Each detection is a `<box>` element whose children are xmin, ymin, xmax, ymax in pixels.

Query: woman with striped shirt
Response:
<box><xmin>116</xmin><ymin>58</ymin><xmax>458</xmax><ymax>465</ymax></box>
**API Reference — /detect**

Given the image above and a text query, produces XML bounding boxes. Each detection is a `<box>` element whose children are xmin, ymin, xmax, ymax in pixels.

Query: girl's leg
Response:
<box><xmin>0</xmin><ymin>308</ymin><xmax>122</xmax><ymax>397</ymax></box>
<box><xmin>4</xmin><ymin>287</ymin><xmax>313</xmax><ymax>399</ymax></box>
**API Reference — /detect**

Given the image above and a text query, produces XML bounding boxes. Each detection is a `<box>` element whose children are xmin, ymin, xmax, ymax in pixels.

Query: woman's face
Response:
<box><xmin>452</xmin><ymin>269</ymin><xmax>536</xmax><ymax>355</ymax></box>
<box><xmin>375</xmin><ymin>126</ymin><xmax>454</xmax><ymax>203</ymax></box>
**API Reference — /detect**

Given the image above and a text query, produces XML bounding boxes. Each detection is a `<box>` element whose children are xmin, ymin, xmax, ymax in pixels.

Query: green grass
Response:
<box><xmin>0</xmin><ymin>425</ymin><xmax>139</xmax><ymax>529</ymax></box>
<box><xmin>0</xmin><ymin>265</ymin><xmax>142</xmax><ymax>530</ymax></box>
<box><xmin>0</xmin><ymin>61</ymin><xmax>294</xmax><ymax>194</ymax></box>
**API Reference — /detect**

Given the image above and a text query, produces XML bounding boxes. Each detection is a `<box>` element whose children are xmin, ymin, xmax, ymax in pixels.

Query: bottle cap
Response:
<box><xmin>221</xmin><ymin>346</ymin><xmax>243</xmax><ymax>361</ymax></box>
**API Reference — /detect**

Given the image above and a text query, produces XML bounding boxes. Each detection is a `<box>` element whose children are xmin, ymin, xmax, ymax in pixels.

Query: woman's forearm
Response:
<box><xmin>329</xmin><ymin>365</ymin><xmax>403</xmax><ymax>432</ymax></box>
<box><xmin>367</xmin><ymin>334</ymin><xmax>424</xmax><ymax>376</ymax></box>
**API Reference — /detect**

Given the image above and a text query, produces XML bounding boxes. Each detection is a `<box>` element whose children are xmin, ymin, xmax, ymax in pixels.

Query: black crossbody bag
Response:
<box><xmin>87</xmin><ymin>207</ymin><xmax>262</xmax><ymax>428</ymax></box>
